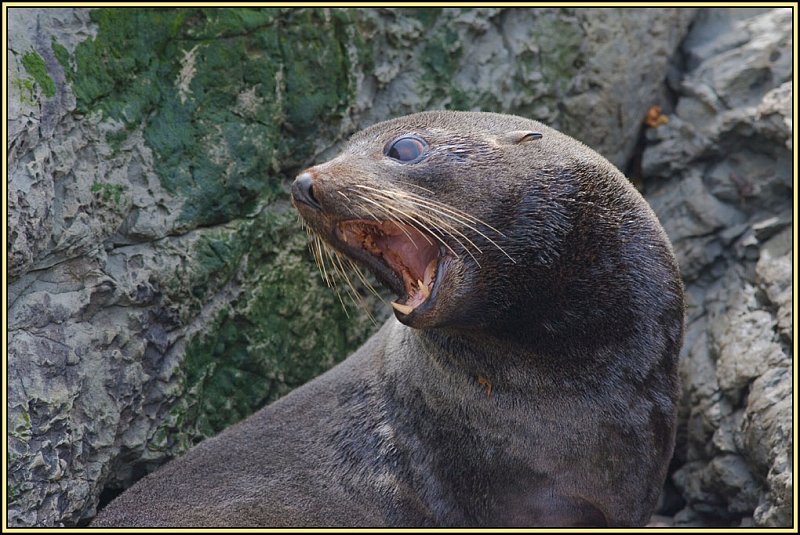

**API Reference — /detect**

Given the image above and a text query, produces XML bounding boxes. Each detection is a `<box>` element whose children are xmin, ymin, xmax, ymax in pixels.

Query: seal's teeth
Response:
<box><xmin>391</xmin><ymin>302</ymin><xmax>414</xmax><ymax>315</ymax></box>
<box><xmin>423</xmin><ymin>259</ymin><xmax>437</xmax><ymax>286</ymax></box>
<box><xmin>417</xmin><ymin>279</ymin><xmax>430</xmax><ymax>299</ymax></box>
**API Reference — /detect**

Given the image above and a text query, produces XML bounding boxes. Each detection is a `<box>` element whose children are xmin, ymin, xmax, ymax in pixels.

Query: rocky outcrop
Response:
<box><xmin>16</xmin><ymin>6</ymin><xmax>785</xmax><ymax>528</ymax></box>
<box><xmin>641</xmin><ymin>8</ymin><xmax>792</xmax><ymax>527</ymax></box>
<box><xmin>8</xmin><ymin>8</ymin><xmax>383</xmax><ymax>527</ymax></box>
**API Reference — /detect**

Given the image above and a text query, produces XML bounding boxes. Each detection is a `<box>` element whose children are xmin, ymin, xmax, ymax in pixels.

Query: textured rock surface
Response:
<box><xmin>13</xmin><ymin>6</ymin><xmax>789</xmax><ymax>529</ymax></box>
<box><xmin>641</xmin><ymin>8</ymin><xmax>793</xmax><ymax>528</ymax></box>
<box><xmin>8</xmin><ymin>7</ymin><xmax>384</xmax><ymax>527</ymax></box>
<box><xmin>342</xmin><ymin>7</ymin><xmax>695</xmax><ymax>169</ymax></box>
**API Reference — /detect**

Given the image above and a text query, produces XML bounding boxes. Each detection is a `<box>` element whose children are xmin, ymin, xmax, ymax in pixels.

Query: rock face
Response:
<box><xmin>641</xmin><ymin>8</ymin><xmax>793</xmax><ymax>527</ymax></box>
<box><xmin>8</xmin><ymin>6</ymin><xmax>787</xmax><ymax>529</ymax></box>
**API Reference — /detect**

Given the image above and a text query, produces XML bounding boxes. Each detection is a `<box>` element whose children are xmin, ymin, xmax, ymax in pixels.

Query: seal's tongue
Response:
<box><xmin>338</xmin><ymin>221</ymin><xmax>439</xmax><ymax>315</ymax></box>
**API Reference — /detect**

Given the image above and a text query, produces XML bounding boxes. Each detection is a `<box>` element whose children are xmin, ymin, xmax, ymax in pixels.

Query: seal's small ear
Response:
<box><xmin>496</xmin><ymin>131</ymin><xmax>543</xmax><ymax>145</ymax></box>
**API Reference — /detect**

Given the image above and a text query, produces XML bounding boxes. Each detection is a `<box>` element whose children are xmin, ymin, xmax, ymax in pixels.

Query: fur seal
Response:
<box><xmin>92</xmin><ymin>111</ymin><xmax>684</xmax><ymax>527</ymax></box>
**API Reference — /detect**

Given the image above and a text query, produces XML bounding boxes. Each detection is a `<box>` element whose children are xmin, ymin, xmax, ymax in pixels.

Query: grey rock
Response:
<box><xmin>755</xmin><ymin>227</ymin><xmax>792</xmax><ymax>342</ymax></box>
<box><xmin>680</xmin><ymin>8</ymin><xmax>772</xmax><ymax>71</ymax></box>
<box><xmin>641</xmin><ymin>116</ymin><xmax>710</xmax><ymax>178</ymax></box>
<box><xmin>751</xmin><ymin>81</ymin><xmax>793</xmax><ymax>151</ymax></box>
<box><xmin>349</xmin><ymin>8</ymin><xmax>695</xmax><ymax>169</ymax></box>
<box><xmin>742</xmin><ymin>368</ymin><xmax>792</xmax><ymax>527</ymax></box>
<box><xmin>677</xmin><ymin>8</ymin><xmax>792</xmax><ymax>131</ymax></box>
<box><xmin>556</xmin><ymin>8</ymin><xmax>696</xmax><ymax>167</ymax></box>
<box><xmin>672</xmin><ymin>453</ymin><xmax>763</xmax><ymax>521</ymax></box>
<box><xmin>751</xmin><ymin>214</ymin><xmax>791</xmax><ymax>242</ymax></box>
<box><xmin>710</xmin><ymin>283</ymin><xmax>787</xmax><ymax>400</ymax></box>
<box><xmin>643</xmin><ymin>7</ymin><xmax>792</xmax><ymax>527</ymax></box>
<box><xmin>647</xmin><ymin>171</ymin><xmax>745</xmax><ymax>281</ymax></box>
<box><xmin>708</xmin><ymin>455</ymin><xmax>761</xmax><ymax>514</ymax></box>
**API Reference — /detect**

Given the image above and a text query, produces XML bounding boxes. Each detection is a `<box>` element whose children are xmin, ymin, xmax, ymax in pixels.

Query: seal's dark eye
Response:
<box><xmin>385</xmin><ymin>136</ymin><xmax>427</xmax><ymax>162</ymax></box>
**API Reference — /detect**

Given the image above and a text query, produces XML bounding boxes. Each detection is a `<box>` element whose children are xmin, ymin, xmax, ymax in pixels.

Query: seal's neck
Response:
<box><xmin>404</xmin><ymin>325</ymin><xmax>602</xmax><ymax>397</ymax></box>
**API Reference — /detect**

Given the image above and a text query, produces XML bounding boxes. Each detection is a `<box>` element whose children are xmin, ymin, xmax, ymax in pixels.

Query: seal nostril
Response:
<box><xmin>292</xmin><ymin>172</ymin><xmax>321</xmax><ymax>209</ymax></box>
<box><xmin>307</xmin><ymin>183</ymin><xmax>319</xmax><ymax>206</ymax></box>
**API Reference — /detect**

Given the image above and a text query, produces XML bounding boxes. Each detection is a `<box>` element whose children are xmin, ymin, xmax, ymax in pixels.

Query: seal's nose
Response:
<box><xmin>292</xmin><ymin>172</ymin><xmax>321</xmax><ymax>209</ymax></box>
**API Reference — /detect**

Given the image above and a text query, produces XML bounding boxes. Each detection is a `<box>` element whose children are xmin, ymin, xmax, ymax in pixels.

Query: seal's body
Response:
<box><xmin>93</xmin><ymin>112</ymin><xmax>684</xmax><ymax>527</ymax></box>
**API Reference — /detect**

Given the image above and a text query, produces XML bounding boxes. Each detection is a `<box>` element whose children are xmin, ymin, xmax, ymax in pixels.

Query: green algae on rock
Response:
<box><xmin>21</xmin><ymin>50</ymin><xmax>56</xmax><ymax>98</ymax></box>
<box><xmin>68</xmin><ymin>8</ymin><xmax>357</xmax><ymax>229</ymax></box>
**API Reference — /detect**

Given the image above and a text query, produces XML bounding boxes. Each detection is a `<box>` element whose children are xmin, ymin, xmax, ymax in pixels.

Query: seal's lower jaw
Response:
<box><xmin>336</xmin><ymin>220</ymin><xmax>442</xmax><ymax>323</ymax></box>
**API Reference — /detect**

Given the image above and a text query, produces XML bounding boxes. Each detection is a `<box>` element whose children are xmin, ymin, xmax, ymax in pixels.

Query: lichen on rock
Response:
<box><xmin>21</xmin><ymin>50</ymin><xmax>56</xmax><ymax>98</ymax></box>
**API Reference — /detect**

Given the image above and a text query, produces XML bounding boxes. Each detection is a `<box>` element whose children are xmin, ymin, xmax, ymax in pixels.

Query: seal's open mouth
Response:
<box><xmin>336</xmin><ymin>220</ymin><xmax>441</xmax><ymax>316</ymax></box>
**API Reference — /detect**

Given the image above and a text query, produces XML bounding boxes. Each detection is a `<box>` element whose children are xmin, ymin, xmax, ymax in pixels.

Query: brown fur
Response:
<box><xmin>93</xmin><ymin>111</ymin><xmax>684</xmax><ymax>527</ymax></box>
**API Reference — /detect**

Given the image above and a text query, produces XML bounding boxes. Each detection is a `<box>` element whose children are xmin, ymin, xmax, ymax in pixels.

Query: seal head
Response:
<box><xmin>292</xmin><ymin>114</ymin><xmax>568</xmax><ymax>332</ymax></box>
<box><xmin>291</xmin><ymin>111</ymin><xmax>679</xmax><ymax>348</ymax></box>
